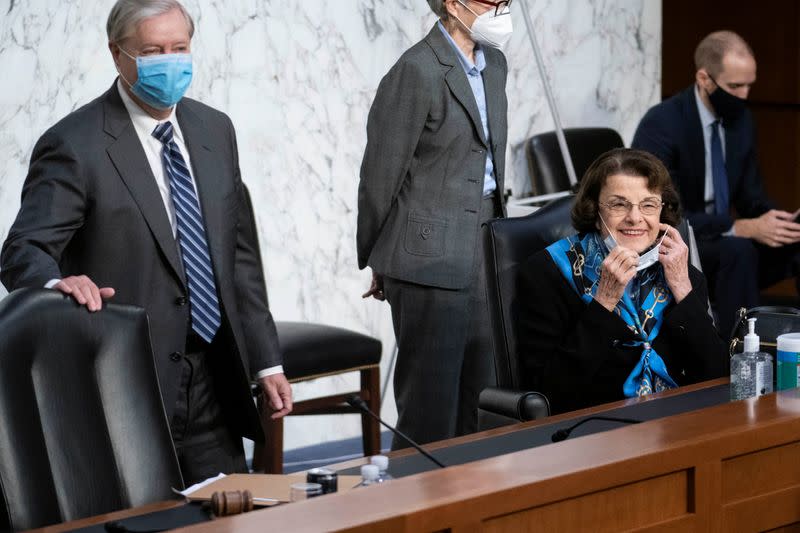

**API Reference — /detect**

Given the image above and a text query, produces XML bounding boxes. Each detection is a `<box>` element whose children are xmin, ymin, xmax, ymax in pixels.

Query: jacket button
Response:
<box><xmin>610</xmin><ymin>339</ymin><xmax>620</xmax><ymax>348</ymax></box>
<box><xmin>169</xmin><ymin>351</ymin><xmax>183</xmax><ymax>362</ymax></box>
<box><xmin>175</xmin><ymin>296</ymin><xmax>187</xmax><ymax>306</ymax></box>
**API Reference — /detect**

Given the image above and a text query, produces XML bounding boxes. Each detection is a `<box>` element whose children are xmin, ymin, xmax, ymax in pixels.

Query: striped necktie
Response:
<box><xmin>153</xmin><ymin>121</ymin><xmax>221</xmax><ymax>343</ymax></box>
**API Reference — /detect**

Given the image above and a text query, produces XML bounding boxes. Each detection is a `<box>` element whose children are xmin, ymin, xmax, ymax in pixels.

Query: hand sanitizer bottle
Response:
<box><xmin>730</xmin><ymin>318</ymin><xmax>773</xmax><ymax>400</ymax></box>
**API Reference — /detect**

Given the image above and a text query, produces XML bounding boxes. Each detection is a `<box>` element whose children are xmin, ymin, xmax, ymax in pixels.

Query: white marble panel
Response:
<box><xmin>0</xmin><ymin>0</ymin><xmax>660</xmax><ymax>451</ymax></box>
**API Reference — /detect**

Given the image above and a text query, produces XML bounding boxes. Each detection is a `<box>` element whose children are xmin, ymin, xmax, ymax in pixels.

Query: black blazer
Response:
<box><xmin>0</xmin><ymin>82</ymin><xmax>280</xmax><ymax>440</ymax></box>
<box><xmin>516</xmin><ymin>249</ymin><xmax>727</xmax><ymax>414</ymax></box>
<box><xmin>632</xmin><ymin>85</ymin><xmax>773</xmax><ymax>239</ymax></box>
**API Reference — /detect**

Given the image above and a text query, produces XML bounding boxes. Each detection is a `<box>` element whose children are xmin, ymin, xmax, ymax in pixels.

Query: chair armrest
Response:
<box><xmin>477</xmin><ymin>387</ymin><xmax>550</xmax><ymax>430</ymax></box>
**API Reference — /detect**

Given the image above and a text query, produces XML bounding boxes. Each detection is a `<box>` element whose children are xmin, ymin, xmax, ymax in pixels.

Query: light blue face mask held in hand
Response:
<box><xmin>118</xmin><ymin>47</ymin><xmax>193</xmax><ymax>109</ymax></box>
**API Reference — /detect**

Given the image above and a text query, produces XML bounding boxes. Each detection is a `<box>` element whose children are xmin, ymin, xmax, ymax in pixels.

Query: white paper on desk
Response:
<box><xmin>179</xmin><ymin>473</ymin><xmax>226</xmax><ymax>496</ymax></box>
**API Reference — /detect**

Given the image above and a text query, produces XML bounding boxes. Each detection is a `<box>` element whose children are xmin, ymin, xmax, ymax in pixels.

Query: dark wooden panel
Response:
<box><xmin>722</xmin><ymin>441</ymin><xmax>800</xmax><ymax>503</ymax></box>
<box><xmin>749</xmin><ymin>106</ymin><xmax>800</xmax><ymax>211</ymax></box>
<box><xmin>662</xmin><ymin>0</ymin><xmax>800</xmax><ymax>103</ymax></box>
<box><xmin>764</xmin><ymin>523</ymin><xmax>800</xmax><ymax>533</ymax></box>
<box><xmin>482</xmin><ymin>470</ymin><xmax>691</xmax><ymax>533</ymax></box>
<box><xmin>723</xmin><ymin>486</ymin><xmax>800</xmax><ymax>533</ymax></box>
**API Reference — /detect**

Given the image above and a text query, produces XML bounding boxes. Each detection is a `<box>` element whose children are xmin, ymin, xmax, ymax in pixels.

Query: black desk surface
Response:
<box><xmin>341</xmin><ymin>383</ymin><xmax>732</xmax><ymax>478</ymax></box>
<box><xmin>69</xmin><ymin>502</ymin><xmax>208</xmax><ymax>532</ymax></box>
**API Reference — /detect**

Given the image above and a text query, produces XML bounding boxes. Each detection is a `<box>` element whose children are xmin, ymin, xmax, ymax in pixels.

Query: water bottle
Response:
<box><xmin>730</xmin><ymin>318</ymin><xmax>773</xmax><ymax>400</ymax></box>
<box><xmin>370</xmin><ymin>455</ymin><xmax>394</xmax><ymax>482</ymax></box>
<box><xmin>354</xmin><ymin>464</ymin><xmax>380</xmax><ymax>488</ymax></box>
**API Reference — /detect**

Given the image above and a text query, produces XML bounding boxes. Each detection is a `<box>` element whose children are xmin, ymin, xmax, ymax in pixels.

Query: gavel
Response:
<box><xmin>207</xmin><ymin>490</ymin><xmax>278</xmax><ymax>517</ymax></box>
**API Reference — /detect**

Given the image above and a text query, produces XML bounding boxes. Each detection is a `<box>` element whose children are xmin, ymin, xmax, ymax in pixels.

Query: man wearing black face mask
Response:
<box><xmin>632</xmin><ymin>30</ymin><xmax>800</xmax><ymax>339</ymax></box>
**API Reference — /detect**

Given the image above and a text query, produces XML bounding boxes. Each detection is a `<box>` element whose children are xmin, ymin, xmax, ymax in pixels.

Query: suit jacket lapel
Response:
<box><xmin>103</xmin><ymin>83</ymin><xmax>186</xmax><ymax>288</ymax></box>
<box><xmin>682</xmin><ymin>87</ymin><xmax>706</xmax><ymax>205</ymax></box>
<box><xmin>425</xmin><ymin>26</ymin><xmax>489</xmax><ymax>147</ymax></box>
<box><xmin>176</xmin><ymin>103</ymin><xmax>227</xmax><ymax>282</ymax></box>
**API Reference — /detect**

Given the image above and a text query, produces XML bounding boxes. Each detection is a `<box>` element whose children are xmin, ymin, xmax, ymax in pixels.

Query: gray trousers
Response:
<box><xmin>383</xmin><ymin>195</ymin><xmax>498</xmax><ymax>449</ymax></box>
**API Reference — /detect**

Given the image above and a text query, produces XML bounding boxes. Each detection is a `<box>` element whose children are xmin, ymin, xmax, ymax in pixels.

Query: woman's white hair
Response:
<box><xmin>427</xmin><ymin>0</ymin><xmax>450</xmax><ymax>20</ymax></box>
<box><xmin>107</xmin><ymin>0</ymin><xmax>194</xmax><ymax>43</ymax></box>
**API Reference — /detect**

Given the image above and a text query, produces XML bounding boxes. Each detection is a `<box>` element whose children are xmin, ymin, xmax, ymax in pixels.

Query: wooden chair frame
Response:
<box><xmin>252</xmin><ymin>365</ymin><xmax>381</xmax><ymax>473</ymax></box>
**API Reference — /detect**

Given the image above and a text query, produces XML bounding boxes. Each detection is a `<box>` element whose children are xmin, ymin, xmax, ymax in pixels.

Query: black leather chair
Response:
<box><xmin>239</xmin><ymin>186</ymin><xmax>382</xmax><ymax>473</ymax></box>
<box><xmin>477</xmin><ymin>196</ymin><xmax>575</xmax><ymax>429</ymax></box>
<box><xmin>526</xmin><ymin>128</ymin><xmax>624</xmax><ymax>195</ymax></box>
<box><xmin>252</xmin><ymin>323</ymin><xmax>383</xmax><ymax>473</ymax></box>
<box><xmin>0</xmin><ymin>288</ymin><xmax>182</xmax><ymax>531</ymax></box>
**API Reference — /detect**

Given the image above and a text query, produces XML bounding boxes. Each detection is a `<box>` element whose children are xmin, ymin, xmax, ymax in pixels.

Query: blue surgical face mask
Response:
<box><xmin>599</xmin><ymin>215</ymin><xmax>666</xmax><ymax>272</ymax></box>
<box><xmin>117</xmin><ymin>47</ymin><xmax>193</xmax><ymax>109</ymax></box>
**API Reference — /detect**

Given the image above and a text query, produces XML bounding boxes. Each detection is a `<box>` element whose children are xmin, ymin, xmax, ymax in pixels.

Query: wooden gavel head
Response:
<box><xmin>209</xmin><ymin>490</ymin><xmax>254</xmax><ymax>516</ymax></box>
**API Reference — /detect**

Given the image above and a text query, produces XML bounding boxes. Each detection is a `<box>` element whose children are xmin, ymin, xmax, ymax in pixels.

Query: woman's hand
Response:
<box><xmin>595</xmin><ymin>246</ymin><xmax>639</xmax><ymax>312</ymax></box>
<box><xmin>658</xmin><ymin>224</ymin><xmax>692</xmax><ymax>302</ymax></box>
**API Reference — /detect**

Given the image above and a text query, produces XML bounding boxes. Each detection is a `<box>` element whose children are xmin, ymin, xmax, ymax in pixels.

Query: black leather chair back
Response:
<box><xmin>526</xmin><ymin>128</ymin><xmax>624</xmax><ymax>195</ymax></box>
<box><xmin>483</xmin><ymin>195</ymin><xmax>575</xmax><ymax>390</ymax></box>
<box><xmin>0</xmin><ymin>289</ymin><xmax>182</xmax><ymax>531</ymax></box>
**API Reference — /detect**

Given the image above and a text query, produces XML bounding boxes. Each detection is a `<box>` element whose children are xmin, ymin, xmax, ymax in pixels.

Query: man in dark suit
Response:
<box><xmin>632</xmin><ymin>31</ymin><xmax>800</xmax><ymax>337</ymax></box>
<box><xmin>0</xmin><ymin>0</ymin><xmax>292</xmax><ymax>485</ymax></box>
<box><xmin>357</xmin><ymin>0</ymin><xmax>510</xmax><ymax>447</ymax></box>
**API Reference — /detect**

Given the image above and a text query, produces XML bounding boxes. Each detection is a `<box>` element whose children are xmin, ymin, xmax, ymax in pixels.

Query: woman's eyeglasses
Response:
<box><xmin>469</xmin><ymin>0</ymin><xmax>512</xmax><ymax>16</ymax></box>
<box><xmin>600</xmin><ymin>199</ymin><xmax>663</xmax><ymax>216</ymax></box>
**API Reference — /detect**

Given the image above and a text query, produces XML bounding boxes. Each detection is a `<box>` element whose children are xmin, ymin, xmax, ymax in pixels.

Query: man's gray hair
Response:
<box><xmin>427</xmin><ymin>0</ymin><xmax>450</xmax><ymax>20</ymax></box>
<box><xmin>107</xmin><ymin>0</ymin><xmax>195</xmax><ymax>43</ymax></box>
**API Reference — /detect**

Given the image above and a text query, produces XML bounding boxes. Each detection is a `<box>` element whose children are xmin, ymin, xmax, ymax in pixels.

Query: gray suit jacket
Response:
<box><xmin>357</xmin><ymin>25</ymin><xmax>508</xmax><ymax>290</ymax></box>
<box><xmin>0</xmin><ymin>82</ymin><xmax>280</xmax><ymax>441</ymax></box>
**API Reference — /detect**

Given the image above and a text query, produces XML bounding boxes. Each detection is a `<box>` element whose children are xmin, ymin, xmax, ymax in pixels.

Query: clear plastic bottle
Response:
<box><xmin>354</xmin><ymin>464</ymin><xmax>380</xmax><ymax>488</ymax></box>
<box><xmin>370</xmin><ymin>455</ymin><xmax>394</xmax><ymax>482</ymax></box>
<box><xmin>730</xmin><ymin>318</ymin><xmax>774</xmax><ymax>400</ymax></box>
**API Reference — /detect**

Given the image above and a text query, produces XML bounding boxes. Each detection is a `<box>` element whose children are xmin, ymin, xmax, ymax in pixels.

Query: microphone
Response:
<box><xmin>345</xmin><ymin>394</ymin><xmax>446</xmax><ymax>469</ymax></box>
<box><xmin>551</xmin><ymin>415</ymin><xmax>641</xmax><ymax>442</ymax></box>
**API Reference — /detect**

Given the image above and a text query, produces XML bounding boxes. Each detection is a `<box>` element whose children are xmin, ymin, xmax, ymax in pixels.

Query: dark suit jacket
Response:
<box><xmin>357</xmin><ymin>25</ymin><xmax>508</xmax><ymax>289</ymax></box>
<box><xmin>517</xmin><ymin>249</ymin><xmax>727</xmax><ymax>414</ymax></box>
<box><xmin>0</xmin><ymin>82</ymin><xmax>280</xmax><ymax>440</ymax></box>
<box><xmin>632</xmin><ymin>85</ymin><xmax>773</xmax><ymax>239</ymax></box>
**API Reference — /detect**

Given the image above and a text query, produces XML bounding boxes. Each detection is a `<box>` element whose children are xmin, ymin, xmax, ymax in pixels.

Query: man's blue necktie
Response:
<box><xmin>153</xmin><ymin>121</ymin><xmax>221</xmax><ymax>343</ymax></box>
<box><xmin>711</xmin><ymin>120</ymin><xmax>730</xmax><ymax>215</ymax></box>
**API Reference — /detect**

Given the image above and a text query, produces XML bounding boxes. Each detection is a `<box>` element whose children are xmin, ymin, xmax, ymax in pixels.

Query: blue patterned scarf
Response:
<box><xmin>546</xmin><ymin>232</ymin><xmax>678</xmax><ymax>397</ymax></box>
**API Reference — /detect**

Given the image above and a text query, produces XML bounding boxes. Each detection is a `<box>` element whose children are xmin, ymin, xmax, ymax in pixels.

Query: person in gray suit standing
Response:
<box><xmin>0</xmin><ymin>0</ymin><xmax>292</xmax><ymax>485</ymax></box>
<box><xmin>358</xmin><ymin>0</ymin><xmax>512</xmax><ymax>447</ymax></box>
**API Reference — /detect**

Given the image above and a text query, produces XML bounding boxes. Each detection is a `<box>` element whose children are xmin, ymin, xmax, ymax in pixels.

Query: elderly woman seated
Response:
<box><xmin>518</xmin><ymin>148</ymin><xmax>727</xmax><ymax>414</ymax></box>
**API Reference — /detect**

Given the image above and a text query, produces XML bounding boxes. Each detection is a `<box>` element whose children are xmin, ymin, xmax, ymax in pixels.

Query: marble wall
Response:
<box><xmin>0</xmin><ymin>0</ymin><xmax>661</xmax><ymax>451</ymax></box>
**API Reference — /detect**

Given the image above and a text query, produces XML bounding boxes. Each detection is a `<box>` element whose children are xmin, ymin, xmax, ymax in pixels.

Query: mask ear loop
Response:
<box><xmin>656</xmin><ymin>229</ymin><xmax>668</xmax><ymax>248</ymax></box>
<box><xmin>113</xmin><ymin>44</ymin><xmax>138</xmax><ymax>89</ymax></box>
<box><xmin>451</xmin><ymin>0</ymin><xmax>496</xmax><ymax>46</ymax></box>
<box><xmin>598</xmin><ymin>214</ymin><xmax>618</xmax><ymax>250</ymax></box>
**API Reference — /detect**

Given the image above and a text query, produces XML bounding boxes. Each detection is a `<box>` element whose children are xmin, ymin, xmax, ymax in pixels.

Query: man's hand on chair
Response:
<box><xmin>259</xmin><ymin>373</ymin><xmax>293</xmax><ymax>419</ymax></box>
<box><xmin>54</xmin><ymin>275</ymin><xmax>115</xmax><ymax>312</ymax></box>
